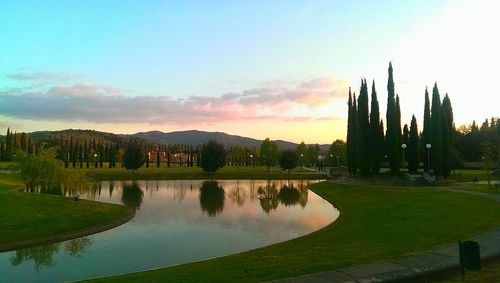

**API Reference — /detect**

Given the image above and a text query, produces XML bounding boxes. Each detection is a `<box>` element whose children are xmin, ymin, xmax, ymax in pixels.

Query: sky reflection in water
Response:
<box><xmin>1</xmin><ymin>179</ymin><xmax>339</xmax><ymax>282</ymax></box>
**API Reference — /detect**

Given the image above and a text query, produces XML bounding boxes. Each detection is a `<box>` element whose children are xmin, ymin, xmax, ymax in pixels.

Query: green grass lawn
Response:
<box><xmin>82</xmin><ymin>165</ymin><xmax>326</xmax><ymax>181</ymax></box>
<box><xmin>0</xmin><ymin>173</ymin><xmax>133</xmax><ymax>251</ymax></box>
<box><xmin>450</xmin><ymin>169</ymin><xmax>498</xmax><ymax>183</ymax></box>
<box><xmin>86</xmin><ymin>182</ymin><xmax>500</xmax><ymax>283</ymax></box>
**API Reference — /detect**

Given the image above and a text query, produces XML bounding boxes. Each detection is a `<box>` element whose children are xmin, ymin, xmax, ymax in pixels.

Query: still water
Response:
<box><xmin>1</xmin><ymin>180</ymin><xmax>339</xmax><ymax>282</ymax></box>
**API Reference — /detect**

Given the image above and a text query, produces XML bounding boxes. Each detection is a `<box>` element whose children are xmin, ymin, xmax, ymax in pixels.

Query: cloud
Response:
<box><xmin>6</xmin><ymin>72</ymin><xmax>81</xmax><ymax>82</ymax></box>
<box><xmin>0</xmin><ymin>77</ymin><xmax>347</xmax><ymax>125</ymax></box>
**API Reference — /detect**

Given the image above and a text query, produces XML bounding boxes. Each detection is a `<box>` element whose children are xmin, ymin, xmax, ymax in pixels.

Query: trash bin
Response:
<box><xmin>459</xmin><ymin>240</ymin><xmax>481</xmax><ymax>271</ymax></box>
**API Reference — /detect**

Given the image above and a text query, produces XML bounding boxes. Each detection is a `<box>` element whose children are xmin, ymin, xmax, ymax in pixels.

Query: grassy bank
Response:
<box><xmin>87</xmin><ymin>182</ymin><xmax>500</xmax><ymax>282</ymax></box>
<box><xmin>83</xmin><ymin>165</ymin><xmax>326</xmax><ymax>181</ymax></box>
<box><xmin>0</xmin><ymin>173</ymin><xmax>133</xmax><ymax>252</ymax></box>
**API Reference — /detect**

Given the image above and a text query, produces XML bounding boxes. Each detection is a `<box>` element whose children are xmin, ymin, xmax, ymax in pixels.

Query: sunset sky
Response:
<box><xmin>0</xmin><ymin>0</ymin><xmax>498</xmax><ymax>144</ymax></box>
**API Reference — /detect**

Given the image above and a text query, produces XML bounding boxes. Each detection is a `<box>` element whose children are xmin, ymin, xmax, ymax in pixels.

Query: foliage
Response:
<box><xmin>430</xmin><ymin>83</ymin><xmax>443</xmax><ymax>177</ymax></box>
<box><xmin>369</xmin><ymin>80</ymin><xmax>383</xmax><ymax>174</ymax></box>
<box><xmin>123</xmin><ymin>141</ymin><xmax>144</xmax><ymax>171</ymax></box>
<box><xmin>278</xmin><ymin>149</ymin><xmax>299</xmax><ymax>173</ymax></box>
<box><xmin>347</xmin><ymin>88</ymin><xmax>359</xmax><ymax>175</ymax></box>
<box><xmin>408</xmin><ymin>115</ymin><xmax>419</xmax><ymax>172</ymax></box>
<box><xmin>385</xmin><ymin>62</ymin><xmax>400</xmax><ymax>174</ymax></box>
<box><xmin>307</xmin><ymin>145</ymin><xmax>319</xmax><ymax>167</ymax></box>
<box><xmin>422</xmin><ymin>88</ymin><xmax>432</xmax><ymax>171</ymax></box>
<box><xmin>328</xmin><ymin>139</ymin><xmax>346</xmax><ymax>167</ymax></box>
<box><xmin>200</xmin><ymin>140</ymin><xmax>226</xmax><ymax>173</ymax></box>
<box><xmin>296</xmin><ymin>142</ymin><xmax>308</xmax><ymax>166</ymax></box>
<box><xmin>16</xmin><ymin>147</ymin><xmax>65</xmax><ymax>186</ymax></box>
<box><xmin>260</xmin><ymin>138</ymin><xmax>279</xmax><ymax>172</ymax></box>
<box><xmin>357</xmin><ymin>79</ymin><xmax>370</xmax><ymax>176</ymax></box>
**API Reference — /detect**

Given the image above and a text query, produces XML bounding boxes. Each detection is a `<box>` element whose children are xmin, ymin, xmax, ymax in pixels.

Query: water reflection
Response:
<box><xmin>199</xmin><ymin>181</ymin><xmax>225</xmax><ymax>216</ymax></box>
<box><xmin>8</xmin><ymin>179</ymin><xmax>337</xmax><ymax>283</ymax></box>
<box><xmin>26</xmin><ymin>180</ymin><xmax>310</xmax><ymax>214</ymax></box>
<box><xmin>121</xmin><ymin>182</ymin><xmax>144</xmax><ymax>210</ymax></box>
<box><xmin>9</xmin><ymin>237</ymin><xmax>91</xmax><ymax>271</ymax></box>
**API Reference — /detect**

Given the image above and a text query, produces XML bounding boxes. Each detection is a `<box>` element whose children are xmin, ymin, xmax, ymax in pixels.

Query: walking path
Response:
<box><xmin>271</xmin><ymin>187</ymin><xmax>500</xmax><ymax>282</ymax></box>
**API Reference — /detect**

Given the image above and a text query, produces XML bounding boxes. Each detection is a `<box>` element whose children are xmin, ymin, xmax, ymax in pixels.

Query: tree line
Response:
<box><xmin>347</xmin><ymin>63</ymin><xmax>499</xmax><ymax>178</ymax></box>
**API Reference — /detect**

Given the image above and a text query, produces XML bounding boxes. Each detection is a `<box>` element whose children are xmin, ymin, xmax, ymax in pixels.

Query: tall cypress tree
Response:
<box><xmin>357</xmin><ymin>79</ymin><xmax>370</xmax><ymax>176</ymax></box>
<box><xmin>430</xmin><ymin>83</ymin><xmax>443</xmax><ymax>177</ymax></box>
<box><xmin>352</xmin><ymin>94</ymin><xmax>359</xmax><ymax>175</ymax></box>
<box><xmin>395</xmin><ymin>94</ymin><xmax>402</xmax><ymax>169</ymax></box>
<box><xmin>422</xmin><ymin>88</ymin><xmax>431</xmax><ymax>172</ymax></box>
<box><xmin>369</xmin><ymin>80</ymin><xmax>382</xmax><ymax>174</ymax></box>
<box><xmin>408</xmin><ymin>115</ymin><xmax>419</xmax><ymax>173</ymax></box>
<box><xmin>347</xmin><ymin>88</ymin><xmax>358</xmax><ymax>176</ymax></box>
<box><xmin>402</xmin><ymin>124</ymin><xmax>409</xmax><ymax>145</ymax></box>
<box><xmin>441</xmin><ymin>94</ymin><xmax>454</xmax><ymax>178</ymax></box>
<box><xmin>385</xmin><ymin>62</ymin><xmax>400</xmax><ymax>174</ymax></box>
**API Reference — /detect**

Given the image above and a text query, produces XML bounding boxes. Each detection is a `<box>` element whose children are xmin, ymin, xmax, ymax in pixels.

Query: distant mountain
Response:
<box><xmin>28</xmin><ymin>129</ymin><xmax>329</xmax><ymax>150</ymax></box>
<box><xmin>128</xmin><ymin>130</ymin><xmax>299</xmax><ymax>150</ymax></box>
<box><xmin>30</xmin><ymin>129</ymin><xmax>124</xmax><ymax>144</ymax></box>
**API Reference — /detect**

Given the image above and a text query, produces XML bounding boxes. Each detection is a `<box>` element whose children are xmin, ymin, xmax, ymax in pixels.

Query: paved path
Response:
<box><xmin>271</xmin><ymin>188</ymin><xmax>500</xmax><ymax>283</ymax></box>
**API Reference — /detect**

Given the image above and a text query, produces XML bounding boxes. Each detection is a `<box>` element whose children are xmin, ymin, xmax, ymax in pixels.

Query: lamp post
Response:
<box><xmin>426</xmin><ymin>144</ymin><xmax>432</xmax><ymax>173</ymax></box>
<box><xmin>93</xmin><ymin>153</ymin><xmax>98</xmax><ymax>168</ymax></box>
<box><xmin>300</xmin><ymin>153</ymin><xmax>304</xmax><ymax>170</ymax></box>
<box><xmin>401</xmin><ymin>144</ymin><xmax>407</xmax><ymax>171</ymax></box>
<box><xmin>249</xmin><ymin>154</ymin><xmax>253</xmax><ymax>172</ymax></box>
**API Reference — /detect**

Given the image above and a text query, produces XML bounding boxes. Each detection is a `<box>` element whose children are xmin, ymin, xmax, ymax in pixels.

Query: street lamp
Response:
<box><xmin>93</xmin><ymin>153</ymin><xmax>98</xmax><ymax>168</ymax></box>
<box><xmin>401</xmin><ymin>144</ymin><xmax>407</xmax><ymax>171</ymax></box>
<box><xmin>300</xmin><ymin>154</ymin><xmax>304</xmax><ymax>170</ymax></box>
<box><xmin>249</xmin><ymin>154</ymin><xmax>254</xmax><ymax>171</ymax></box>
<box><xmin>426</xmin><ymin>144</ymin><xmax>432</xmax><ymax>173</ymax></box>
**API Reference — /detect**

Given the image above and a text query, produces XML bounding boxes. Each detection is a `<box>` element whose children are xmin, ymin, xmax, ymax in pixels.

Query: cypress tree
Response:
<box><xmin>430</xmin><ymin>83</ymin><xmax>443</xmax><ymax>177</ymax></box>
<box><xmin>402</xmin><ymin>124</ymin><xmax>409</xmax><ymax>146</ymax></box>
<box><xmin>347</xmin><ymin>88</ymin><xmax>357</xmax><ymax>175</ymax></box>
<box><xmin>441</xmin><ymin>94</ymin><xmax>454</xmax><ymax>178</ymax></box>
<box><xmin>370</xmin><ymin>80</ymin><xmax>383</xmax><ymax>174</ymax></box>
<box><xmin>408</xmin><ymin>115</ymin><xmax>419</xmax><ymax>173</ymax></box>
<box><xmin>386</xmin><ymin>62</ymin><xmax>400</xmax><ymax>174</ymax></box>
<box><xmin>357</xmin><ymin>79</ymin><xmax>370</xmax><ymax>176</ymax></box>
<box><xmin>352</xmin><ymin>94</ymin><xmax>359</xmax><ymax>175</ymax></box>
<box><xmin>78</xmin><ymin>142</ymin><xmax>83</xmax><ymax>168</ymax></box>
<box><xmin>395</xmin><ymin>94</ymin><xmax>402</xmax><ymax>169</ymax></box>
<box><xmin>85</xmin><ymin>140</ymin><xmax>90</xmax><ymax>168</ymax></box>
<box><xmin>422</xmin><ymin>88</ymin><xmax>431</xmax><ymax>172</ymax></box>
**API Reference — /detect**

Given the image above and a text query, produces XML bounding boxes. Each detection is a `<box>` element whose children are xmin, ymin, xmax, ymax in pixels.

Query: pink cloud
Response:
<box><xmin>0</xmin><ymin>76</ymin><xmax>347</xmax><ymax>125</ymax></box>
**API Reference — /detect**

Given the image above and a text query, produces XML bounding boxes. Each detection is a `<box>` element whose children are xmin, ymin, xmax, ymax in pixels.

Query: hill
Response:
<box><xmin>28</xmin><ymin>129</ymin><xmax>328</xmax><ymax>150</ymax></box>
<box><xmin>127</xmin><ymin>130</ymin><xmax>298</xmax><ymax>149</ymax></box>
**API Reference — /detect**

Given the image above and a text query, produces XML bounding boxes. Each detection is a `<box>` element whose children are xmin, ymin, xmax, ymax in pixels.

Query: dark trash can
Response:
<box><xmin>459</xmin><ymin>240</ymin><xmax>481</xmax><ymax>271</ymax></box>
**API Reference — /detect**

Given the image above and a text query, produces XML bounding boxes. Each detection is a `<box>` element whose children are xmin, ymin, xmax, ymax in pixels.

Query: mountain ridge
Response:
<box><xmin>28</xmin><ymin>129</ymin><xmax>329</xmax><ymax>150</ymax></box>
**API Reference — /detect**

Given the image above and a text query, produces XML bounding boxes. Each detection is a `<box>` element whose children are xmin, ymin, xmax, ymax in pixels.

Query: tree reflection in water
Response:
<box><xmin>257</xmin><ymin>181</ymin><xmax>279</xmax><ymax>214</ymax></box>
<box><xmin>277</xmin><ymin>183</ymin><xmax>301</xmax><ymax>206</ymax></box>
<box><xmin>121</xmin><ymin>182</ymin><xmax>144</xmax><ymax>210</ymax></box>
<box><xmin>258</xmin><ymin>180</ymin><xmax>309</xmax><ymax>213</ymax></box>
<box><xmin>199</xmin><ymin>181</ymin><xmax>225</xmax><ymax>216</ymax></box>
<box><xmin>9</xmin><ymin>237</ymin><xmax>92</xmax><ymax>271</ymax></box>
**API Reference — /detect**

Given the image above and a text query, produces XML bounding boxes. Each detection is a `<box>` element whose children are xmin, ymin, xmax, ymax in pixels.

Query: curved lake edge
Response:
<box><xmin>0</xmin><ymin>193</ymin><xmax>135</xmax><ymax>253</ymax></box>
<box><xmin>82</xmin><ymin>180</ymin><xmax>340</xmax><ymax>282</ymax></box>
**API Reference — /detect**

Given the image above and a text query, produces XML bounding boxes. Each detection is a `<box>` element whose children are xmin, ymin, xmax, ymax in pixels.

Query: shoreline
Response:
<box><xmin>0</xmin><ymin>203</ymin><xmax>135</xmax><ymax>253</ymax></box>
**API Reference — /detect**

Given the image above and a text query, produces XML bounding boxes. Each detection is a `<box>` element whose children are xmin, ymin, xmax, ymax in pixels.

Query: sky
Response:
<box><xmin>0</xmin><ymin>0</ymin><xmax>498</xmax><ymax>144</ymax></box>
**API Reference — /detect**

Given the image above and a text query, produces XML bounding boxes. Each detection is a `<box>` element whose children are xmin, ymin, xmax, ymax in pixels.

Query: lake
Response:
<box><xmin>0</xmin><ymin>179</ymin><xmax>339</xmax><ymax>282</ymax></box>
